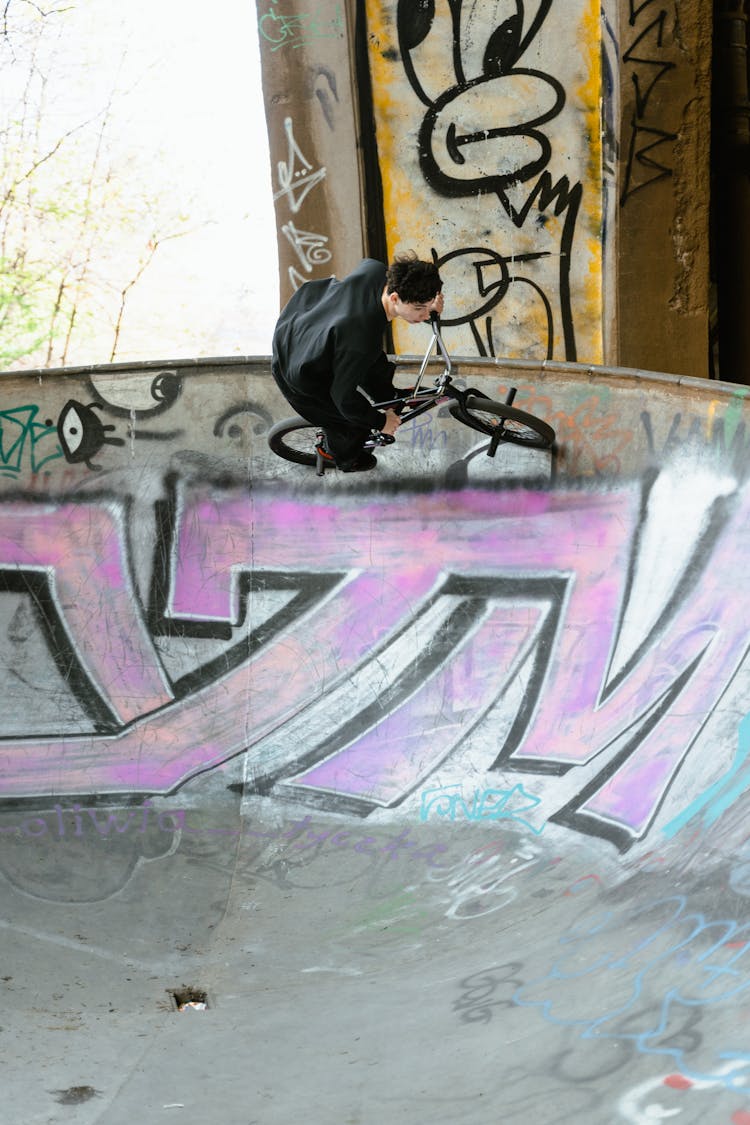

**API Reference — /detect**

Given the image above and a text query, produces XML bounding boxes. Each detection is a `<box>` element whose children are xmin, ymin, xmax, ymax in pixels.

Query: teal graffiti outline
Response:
<box><xmin>419</xmin><ymin>782</ymin><xmax>545</xmax><ymax>833</ymax></box>
<box><xmin>0</xmin><ymin>404</ymin><xmax>62</xmax><ymax>477</ymax></box>
<box><xmin>662</xmin><ymin>710</ymin><xmax>750</xmax><ymax>838</ymax></box>
<box><xmin>258</xmin><ymin>4</ymin><xmax>344</xmax><ymax>52</ymax></box>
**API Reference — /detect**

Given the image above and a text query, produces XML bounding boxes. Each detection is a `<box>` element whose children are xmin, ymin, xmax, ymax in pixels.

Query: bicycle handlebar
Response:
<box><xmin>356</xmin><ymin>315</ymin><xmax>452</xmax><ymax>438</ymax></box>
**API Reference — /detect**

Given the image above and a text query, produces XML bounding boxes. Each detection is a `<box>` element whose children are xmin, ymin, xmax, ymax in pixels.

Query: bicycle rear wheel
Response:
<box><xmin>267</xmin><ymin>416</ymin><xmax>319</xmax><ymax>466</ymax></box>
<box><xmin>450</xmin><ymin>395</ymin><xmax>555</xmax><ymax>449</ymax></box>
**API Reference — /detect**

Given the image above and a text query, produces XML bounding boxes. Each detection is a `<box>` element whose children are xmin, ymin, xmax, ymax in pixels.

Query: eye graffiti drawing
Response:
<box><xmin>57</xmin><ymin>401</ymin><xmax>125</xmax><ymax>471</ymax></box>
<box><xmin>86</xmin><ymin>370</ymin><xmax>183</xmax><ymax>417</ymax></box>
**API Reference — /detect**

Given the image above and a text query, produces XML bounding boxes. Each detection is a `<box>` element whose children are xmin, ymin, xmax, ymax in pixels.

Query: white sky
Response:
<box><xmin>12</xmin><ymin>0</ymin><xmax>280</xmax><ymax>363</ymax></box>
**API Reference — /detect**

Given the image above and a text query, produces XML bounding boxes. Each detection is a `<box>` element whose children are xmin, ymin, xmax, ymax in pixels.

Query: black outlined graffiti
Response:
<box><xmin>213</xmin><ymin>402</ymin><xmax>274</xmax><ymax>440</ymax></box>
<box><xmin>148</xmin><ymin>477</ymin><xmax>346</xmax><ymax>699</ymax></box>
<box><xmin>247</xmin><ymin>573</ymin><xmax>568</xmax><ymax>814</ymax></box>
<box><xmin>396</xmin><ymin>0</ymin><xmax>581</xmax><ymax>360</ymax></box>
<box><xmin>87</xmin><ymin>370</ymin><xmax>183</xmax><ymax>418</ymax></box>
<box><xmin>56</xmin><ymin>401</ymin><xmax>125</xmax><ymax>471</ymax></box>
<box><xmin>0</xmin><ymin>561</ymin><xmax>121</xmax><ymax>734</ymax></box>
<box><xmin>620</xmin><ymin>1</ymin><xmax>678</xmax><ymax>203</ymax></box>
<box><xmin>3</xmin><ymin>467</ymin><xmax>750</xmax><ymax>859</ymax></box>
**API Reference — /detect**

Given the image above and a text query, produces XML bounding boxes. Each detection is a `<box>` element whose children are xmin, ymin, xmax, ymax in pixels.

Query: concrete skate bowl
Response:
<box><xmin>3</xmin><ymin>353</ymin><xmax>750</xmax><ymax>1124</ymax></box>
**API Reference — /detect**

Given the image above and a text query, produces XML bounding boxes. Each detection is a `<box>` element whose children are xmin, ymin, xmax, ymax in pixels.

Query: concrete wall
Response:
<box><xmin>613</xmin><ymin>0</ymin><xmax>712</xmax><ymax>378</ymax></box>
<box><xmin>7</xmin><ymin>357</ymin><xmax>750</xmax><ymax>1121</ymax></box>
<box><xmin>365</xmin><ymin>0</ymin><xmax>604</xmax><ymax>365</ymax></box>
<box><xmin>2</xmin><ymin>356</ymin><xmax>750</xmax><ymax>857</ymax></box>
<box><xmin>256</xmin><ymin>0</ymin><xmax>711</xmax><ymax>378</ymax></box>
<box><xmin>256</xmin><ymin>1</ymin><xmax>367</xmax><ymax>293</ymax></box>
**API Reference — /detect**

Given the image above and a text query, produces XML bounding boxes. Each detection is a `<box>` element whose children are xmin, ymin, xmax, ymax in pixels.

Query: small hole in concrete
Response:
<box><xmin>168</xmin><ymin>986</ymin><xmax>209</xmax><ymax>1011</ymax></box>
<box><xmin>53</xmin><ymin>1086</ymin><xmax>99</xmax><ymax>1106</ymax></box>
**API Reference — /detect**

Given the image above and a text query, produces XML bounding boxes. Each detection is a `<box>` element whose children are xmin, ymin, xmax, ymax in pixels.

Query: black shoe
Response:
<box><xmin>339</xmin><ymin>452</ymin><xmax>378</xmax><ymax>473</ymax></box>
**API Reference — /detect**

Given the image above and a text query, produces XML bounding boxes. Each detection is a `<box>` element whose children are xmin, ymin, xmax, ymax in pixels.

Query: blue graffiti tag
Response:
<box><xmin>512</xmin><ymin>894</ymin><xmax>750</xmax><ymax>1089</ymax></box>
<box><xmin>419</xmin><ymin>782</ymin><xmax>544</xmax><ymax>833</ymax></box>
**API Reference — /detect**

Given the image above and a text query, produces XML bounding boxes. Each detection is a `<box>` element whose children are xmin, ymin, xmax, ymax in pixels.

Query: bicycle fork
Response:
<box><xmin>486</xmin><ymin>387</ymin><xmax>517</xmax><ymax>458</ymax></box>
<box><xmin>315</xmin><ymin>431</ymin><xmax>332</xmax><ymax>476</ymax></box>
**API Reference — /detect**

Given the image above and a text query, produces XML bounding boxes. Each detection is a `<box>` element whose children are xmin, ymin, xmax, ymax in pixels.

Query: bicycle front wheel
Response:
<box><xmin>450</xmin><ymin>395</ymin><xmax>555</xmax><ymax>449</ymax></box>
<box><xmin>267</xmin><ymin>416</ymin><xmax>319</xmax><ymax>466</ymax></box>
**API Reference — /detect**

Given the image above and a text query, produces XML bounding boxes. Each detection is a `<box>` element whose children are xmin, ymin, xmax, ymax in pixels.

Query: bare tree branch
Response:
<box><xmin>109</xmin><ymin>225</ymin><xmax>209</xmax><ymax>362</ymax></box>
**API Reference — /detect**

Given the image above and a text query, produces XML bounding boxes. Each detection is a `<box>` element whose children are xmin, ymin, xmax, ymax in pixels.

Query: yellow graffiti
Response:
<box><xmin>577</xmin><ymin>0</ymin><xmax>604</xmax><ymax>363</ymax></box>
<box><xmin>706</xmin><ymin>400</ymin><xmax>717</xmax><ymax>441</ymax></box>
<box><xmin>366</xmin><ymin>1</ymin><xmax>604</xmax><ymax>361</ymax></box>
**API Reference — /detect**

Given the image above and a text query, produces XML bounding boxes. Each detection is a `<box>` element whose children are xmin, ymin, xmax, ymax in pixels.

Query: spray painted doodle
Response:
<box><xmin>378</xmin><ymin>0</ymin><xmax>589</xmax><ymax>359</ymax></box>
<box><xmin>513</xmin><ymin>894</ymin><xmax>750</xmax><ymax>1091</ymax></box>
<box><xmin>0</xmin><ymin>462</ymin><xmax>748</xmax><ymax>854</ymax></box>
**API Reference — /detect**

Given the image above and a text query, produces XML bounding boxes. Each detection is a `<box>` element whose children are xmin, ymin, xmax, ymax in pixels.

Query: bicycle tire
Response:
<box><xmin>267</xmin><ymin>416</ymin><xmax>319</xmax><ymax>466</ymax></box>
<box><xmin>449</xmin><ymin>395</ymin><xmax>555</xmax><ymax>449</ymax></box>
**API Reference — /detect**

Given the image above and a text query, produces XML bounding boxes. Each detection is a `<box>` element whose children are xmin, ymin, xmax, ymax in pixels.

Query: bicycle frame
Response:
<box><xmin>356</xmin><ymin>314</ymin><xmax>466</xmax><ymax>437</ymax></box>
<box><xmin>269</xmin><ymin>313</ymin><xmax>554</xmax><ymax>474</ymax></box>
<box><xmin>412</xmin><ymin>311</ymin><xmax>454</xmax><ymax>389</ymax></box>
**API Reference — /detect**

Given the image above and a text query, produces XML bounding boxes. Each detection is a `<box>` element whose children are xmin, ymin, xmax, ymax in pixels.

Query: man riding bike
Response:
<box><xmin>271</xmin><ymin>251</ymin><xmax>444</xmax><ymax>472</ymax></box>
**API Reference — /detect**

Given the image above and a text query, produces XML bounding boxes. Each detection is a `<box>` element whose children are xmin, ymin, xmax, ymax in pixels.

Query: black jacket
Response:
<box><xmin>271</xmin><ymin>259</ymin><xmax>394</xmax><ymax>429</ymax></box>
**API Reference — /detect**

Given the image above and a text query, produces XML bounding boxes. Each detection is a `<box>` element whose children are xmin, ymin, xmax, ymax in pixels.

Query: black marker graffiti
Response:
<box><xmin>56</xmin><ymin>400</ymin><xmax>125</xmax><ymax>471</ymax></box>
<box><xmin>396</xmin><ymin>0</ymin><xmax>581</xmax><ymax>359</ymax></box>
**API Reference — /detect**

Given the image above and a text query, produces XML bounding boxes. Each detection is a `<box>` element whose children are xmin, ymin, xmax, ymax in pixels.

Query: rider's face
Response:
<box><xmin>388</xmin><ymin>290</ymin><xmax>444</xmax><ymax>324</ymax></box>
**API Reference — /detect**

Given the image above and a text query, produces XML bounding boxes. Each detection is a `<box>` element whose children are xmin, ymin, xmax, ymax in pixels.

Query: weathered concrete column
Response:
<box><xmin>255</xmin><ymin>0</ymin><xmax>367</xmax><ymax>308</ymax></box>
<box><xmin>254</xmin><ymin>0</ymin><xmax>713</xmax><ymax>379</ymax></box>
<box><xmin>713</xmin><ymin>0</ymin><xmax>750</xmax><ymax>383</ymax></box>
<box><xmin>614</xmin><ymin>0</ymin><xmax>712</xmax><ymax>378</ymax></box>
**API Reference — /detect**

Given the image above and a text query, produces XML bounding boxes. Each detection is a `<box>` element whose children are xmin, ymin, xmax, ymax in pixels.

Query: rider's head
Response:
<box><xmin>386</xmin><ymin>252</ymin><xmax>442</xmax><ymax>304</ymax></box>
<box><xmin>384</xmin><ymin>252</ymin><xmax>443</xmax><ymax>323</ymax></box>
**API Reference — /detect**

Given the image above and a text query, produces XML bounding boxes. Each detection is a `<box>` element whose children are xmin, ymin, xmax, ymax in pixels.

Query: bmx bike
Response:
<box><xmin>268</xmin><ymin>314</ymin><xmax>555</xmax><ymax>475</ymax></box>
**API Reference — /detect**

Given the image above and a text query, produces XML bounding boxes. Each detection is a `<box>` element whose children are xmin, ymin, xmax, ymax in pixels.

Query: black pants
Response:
<box><xmin>272</xmin><ymin>364</ymin><xmax>396</xmax><ymax>467</ymax></box>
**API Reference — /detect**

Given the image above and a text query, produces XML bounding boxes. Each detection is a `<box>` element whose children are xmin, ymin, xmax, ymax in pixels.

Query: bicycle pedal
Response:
<box><xmin>487</xmin><ymin>432</ymin><xmax>502</xmax><ymax>458</ymax></box>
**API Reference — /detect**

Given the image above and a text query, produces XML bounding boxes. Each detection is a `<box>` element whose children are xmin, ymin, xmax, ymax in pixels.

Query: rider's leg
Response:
<box><xmin>272</xmin><ymin>371</ymin><xmax>374</xmax><ymax>467</ymax></box>
<box><xmin>319</xmin><ymin>420</ymin><xmax>374</xmax><ymax>468</ymax></box>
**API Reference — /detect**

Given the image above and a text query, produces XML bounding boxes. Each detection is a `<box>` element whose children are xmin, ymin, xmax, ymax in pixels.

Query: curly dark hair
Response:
<box><xmin>385</xmin><ymin>251</ymin><xmax>442</xmax><ymax>304</ymax></box>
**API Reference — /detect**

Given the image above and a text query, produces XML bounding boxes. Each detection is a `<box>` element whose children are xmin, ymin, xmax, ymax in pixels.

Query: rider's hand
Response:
<box><xmin>381</xmin><ymin>409</ymin><xmax>401</xmax><ymax>436</ymax></box>
<box><xmin>431</xmin><ymin>291</ymin><xmax>445</xmax><ymax>317</ymax></box>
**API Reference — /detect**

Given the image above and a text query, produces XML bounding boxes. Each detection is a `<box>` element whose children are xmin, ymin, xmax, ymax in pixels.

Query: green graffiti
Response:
<box><xmin>258</xmin><ymin>3</ymin><xmax>344</xmax><ymax>52</ymax></box>
<box><xmin>0</xmin><ymin>405</ymin><xmax>62</xmax><ymax>478</ymax></box>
